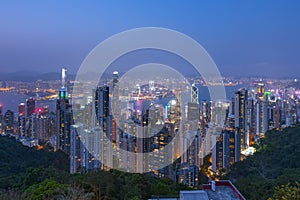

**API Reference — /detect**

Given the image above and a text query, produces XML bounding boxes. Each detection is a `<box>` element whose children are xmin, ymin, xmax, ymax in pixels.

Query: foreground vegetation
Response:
<box><xmin>1</xmin><ymin>124</ymin><xmax>300</xmax><ymax>199</ymax></box>
<box><xmin>226</xmin><ymin>126</ymin><xmax>300</xmax><ymax>200</ymax></box>
<box><xmin>0</xmin><ymin>136</ymin><xmax>188</xmax><ymax>199</ymax></box>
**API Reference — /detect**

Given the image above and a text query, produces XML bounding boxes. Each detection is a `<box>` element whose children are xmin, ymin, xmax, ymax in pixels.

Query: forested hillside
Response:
<box><xmin>0</xmin><ymin>136</ymin><xmax>188</xmax><ymax>199</ymax></box>
<box><xmin>226</xmin><ymin>126</ymin><xmax>300</xmax><ymax>200</ymax></box>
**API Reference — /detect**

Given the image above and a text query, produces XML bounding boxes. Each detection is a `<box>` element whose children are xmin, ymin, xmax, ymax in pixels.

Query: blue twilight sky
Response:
<box><xmin>0</xmin><ymin>0</ymin><xmax>300</xmax><ymax>78</ymax></box>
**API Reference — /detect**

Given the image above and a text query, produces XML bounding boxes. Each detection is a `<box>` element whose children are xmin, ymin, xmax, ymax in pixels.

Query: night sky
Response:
<box><xmin>0</xmin><ymin>0</ymin><xmax>300</xmax><ymax>78</ymax></box>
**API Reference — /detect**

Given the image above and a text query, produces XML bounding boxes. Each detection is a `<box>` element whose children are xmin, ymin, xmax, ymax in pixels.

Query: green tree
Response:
<box><xmin>269</xmin><ymin>183</ymin><xmax>300</xmax><ymax>200</ymax></box>
<box><xmin>22</xmin><ymin>179</ymin><xmax>68</xmax><ymax>200</ymax></box>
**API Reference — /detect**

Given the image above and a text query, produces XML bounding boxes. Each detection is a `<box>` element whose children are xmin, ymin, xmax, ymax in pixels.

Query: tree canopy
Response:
<box><xmin>225</xmin><ymin>125</ymin><xmax>300</xmax><ymax>200</ymax></box>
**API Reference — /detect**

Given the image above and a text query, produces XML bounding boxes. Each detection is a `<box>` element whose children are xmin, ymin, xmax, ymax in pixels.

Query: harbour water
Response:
<box><xmin>0</xmin><ymin>85</ymin><xmax>244</xmax><ymax>116</ymax></box>
<box><xmin>0</xmin><ymin>91</ymin><xmax>56</xmax><ymax>115</ymax></box>
<box><xmin>196</xmin><ymin>84</ymin><xmax>246</xmax><ymax>102</ymax></box>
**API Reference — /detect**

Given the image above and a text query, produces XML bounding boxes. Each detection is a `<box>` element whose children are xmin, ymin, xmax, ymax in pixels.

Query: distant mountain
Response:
<box><xmin>35</xmin><ymin>72</ymin><xmax>76</xmax><ymax>81</ymax></box>
<box><xmin>0</xmin><ymin>71</ymin><xmax>76</xmax><ymax>82</ymax></box>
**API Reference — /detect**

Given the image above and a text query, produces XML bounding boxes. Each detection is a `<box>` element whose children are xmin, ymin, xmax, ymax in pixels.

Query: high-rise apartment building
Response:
<box><xmin>4</xmin><ymin>110</ymin><xmax>14</xmax><ymax>134</ymax></box>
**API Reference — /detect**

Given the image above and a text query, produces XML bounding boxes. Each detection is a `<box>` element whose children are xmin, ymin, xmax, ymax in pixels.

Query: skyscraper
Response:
<box><xmin>18</xmin><ymin>103</ymin><xmax>26</xmax><ymax>116</ymax></box>
<box><xmin>247</xmin><ymin>98</ymin><xmax>256</xmax><ymax>145</ymax></box>
<box><xmin>257</xmin><ymin>79</ymin><xmax>265</xmax><ymax>97</ymax></box>
<box><xmin>191</xmin><ymin>83</ymin><xmax>199</xmax><ymax>104</ymax></box>
<box><xmin>4</xmin><ymin>110</ymin><xmax>14</xmax><ymax>134</ymax></box>
<box><xmin>212</xmin><ymin>130</ymin><xmax>240</xmax><ymax>173</ymax></box>
<box><xmin>70</xmin><ymin>124</ymin><xmax>83</xmax><ymax>174</ymax></box>
<box><xmin>95</xmin><ymin>86</ymin><xmax>112</xmax><ymax>170</ymax></box>
<box><xmin>187</xmin><ymin>84</ymin><xmax>200</xmax><ymax>121</ymax></box>
<box><xmin>18</xmin><ymin>115</ymin><xmax>26</xmax><ymax>137</ymax></box>
<box><xmin>255</xmin><ymin>94</ymin><xmax>269</xmax><ymax>137</ymax></box>
<box><xmin>0</xmin><ymin>105</ymin><xmax>3</xmax><ymax>134</ymax></box>
<box><xmin>174</xmin><ymin>88</ymin><xmax>182</xmax><ymax>130</ymax></box>
<box><xmin>234</xmin><ymin>89</ymin><xmax>249</xmax><ymax>150</ymax></box>
<box><xmin>56</xmin><ymin>68</ymin><xmax>72</xmax><ymax>154</ymax></box>
<box><xmin>111</xmin><ymin>71</ymin><xmax>121</xmax><ymax>123</ymax></box>
<box><xmin>26</xmin><ymin>98</ymin><xmax>35</xmax><ymax>117</ymax></box>
<box><xmin>95</xmin><ymin>86</ymin><xmax>110</xmax><ymax>132</ymax></box>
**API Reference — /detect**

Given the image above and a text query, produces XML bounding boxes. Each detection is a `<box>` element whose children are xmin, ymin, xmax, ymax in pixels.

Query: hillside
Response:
<box><xmin>0</xmin><ymin>136</ymin><xmax>69</xmax><ymax>189</ymax></box>
<box><xmin>0</xmin><ymin>136</ymin><xmax>189</xmax><ymax>199</ymax></box>
<box><xmin>226</xmin><ymin>126</ymin><xmax>300</xmax><ymax>200</ymax></box>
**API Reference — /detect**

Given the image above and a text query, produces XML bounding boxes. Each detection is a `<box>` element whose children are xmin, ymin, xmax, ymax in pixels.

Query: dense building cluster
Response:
<box><xmin>0</xmin><ymin>68</ymin><xmax>299</xmax><ymax>189</ymax></box>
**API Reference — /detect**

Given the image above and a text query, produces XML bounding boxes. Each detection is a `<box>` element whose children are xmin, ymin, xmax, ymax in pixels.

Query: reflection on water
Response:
<box><xmin>0</xmin><ymin>91</ymin><xmax>56</xmax><ymax>115</ymax></box>
<box><xmin>0</xmin><ymin>85</ymin><xmax>244</xmax><ymax>115</ymax></box>
<box><xmin>196</xmin><ymin>84</ymin><xmax>246</xmax><ymax>102</ymax></box>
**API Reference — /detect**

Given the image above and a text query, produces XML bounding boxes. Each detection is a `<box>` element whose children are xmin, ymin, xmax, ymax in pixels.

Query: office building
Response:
<box><xmin>26</xmin><ymin>97</ymin><xmax>35</xmax><ymax>117</ymax></box>
<box><xmin>212</xmin><ymin>130</ymin><xmax>240</xmax><ymax>173</ymax></box>
<box><xmin>18</xmin><ymin>103</ymin><xmax>26</xmax><ymax>116</ymax></box>
<box><xmin>0</xmin><ymin>105</ymin><xmax>3</xmax><ymax>134</ymax></box>
<box><xmin>56</xmin><ymin>68</ymin><xmax>72</xmax><ymax>154</ymax></box>
<box><xmin>234</xmin><ymin>89</ymin><xmax>249</xmax><ymax>149</ymax></box>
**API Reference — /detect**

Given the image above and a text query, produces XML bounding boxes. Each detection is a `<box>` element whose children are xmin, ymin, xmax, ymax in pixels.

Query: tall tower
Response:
<box><xmin>18</xmin><ymin>103</ymin><xmax>26</xmax><ymax>116</ymax></box>
<box><xmin>95</xmin><ymin>86</ymin><xmax>112</xmax><ymax>170</ymax></box>
<box><xmin>18</xmin><ymin>103</ymin><xmax>26</xmax><ymax>137</ymax></box>
<box><xmin>26</xmin><ymin>97</ymin><xmax>35</xmax><ymax>117</ymax></box>
<box><xmin>95</xmin><ymin>86</ymin><xmax>110</xmax><ymax>130</ymax></box>
<box><xmin>174</xmin><ymin>89</ymin><xmax>182</xmax><ymax>130</ymax></box>
<box><xmin>62</xmin><ymin>67</ymin><xmax>67</xmax><ymax>88</ymax></box>
<box><xmin>191</xmin><ymin>83</ymin><xmax>199</xmax><ymax>104</ymax></box>
<box><xmin>257</xmin><ymin>79</ymin><xmax>265</xmax><ymax>98</ymax></box>
<box><xmin>188</xmin><ymin>83</ymin><xmax>200</xmax><ymax>121</ymax></box>
<box><xmin>112</xmin><ymin>71</ymin><xmax>120</xmax><ymax>117</ymax></box>
<box><xmin>0</xmin><ymin>105</ymin><xmax>3</xmax><ymax>134</ymax></box>
<box><xmin>256</xmin><ymin>96</ymin><xmax>268</xmax><ymax>137</ymax></box>
<box><xmin>234</xmin><ymin>89</ymin><xmax>249</xmax><ymax>150</ymax></box>
<box><xmin>56</xmin><ymin>68</ymin><xmax>72</xmax><ymax>154</ymax></box>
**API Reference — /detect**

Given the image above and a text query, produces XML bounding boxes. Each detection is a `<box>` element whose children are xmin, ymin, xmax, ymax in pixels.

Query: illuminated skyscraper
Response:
<box><xmin>187</xmin><ymin>102</ymin><xmax>200</xmax><ymax>121</ymax></box>
<box><xmin>56</xmin><ymin>68</ymin><xmax>72</xmax><ymax>154</ymax></box>
<box><xmin>70</xmin><ymin>124</ymin><xmax>84</xmax><ymax>174</ymax></box>
<box><xmin>255</xmin><ymin>94</ymin><xmax>269</xmax><ymax>136</ymax></box>
<box><xmin>191</xmin><ymin>83</ymin><xmax>199</xmax><ymax>104</ymax></box>
<box><xmin>0</xmin><ymin>105</ymin><xmax>3</xmax><ymax>134</ymax></box>
<box><xmin>95</xmin><ymin>86</ymin><xmax>113</xmax><ymax>170</ymax></box>
<box><xmin>247</xmin><ymin>98</ymin><xmax>256</xmax><ymax>145</ymax></box>
<box><xmin>273</xmin><ymin>100</ymin><xmax>281</xmax><ymax>129</ymax></box>
<box><xmin>257</xmin><ymin>79</ymin><xmax>265</xmax><ymax>96</ymax></box>
<box><xmin>95</xmin><ymin>86</ymin><xmax>111</xmax><ymax>134</ymax></box>
<box><xmin>175</xmin><ymin>163</ymin><xmax>199</xmax><ymax>188</ymax></box>
<box><xmin>18</xmin><ymin>103</ymin><xmax>26</xmax><ymax>116</ymax></box>
<box><xmin>234</xmin><ymin>89</ymin><xmax>249</xmax><ymax>149</ymax></box>
<box><xmin>26</xmin><ymin>98</ymin><xmax>35</xmax><ymax>117</ymax></box>
<box><xmin>212</xmin><ymin>130</ymin><xmax>240</xmax><ymax>173</ymax></box>
<box><xmin>174</xmin><ymin>88</ymin><xmax>182</xmax><ymax>130</ymax></box>
<box><xmin>112</xmin><ymin>71</ymin><xmax>121</xmax><ymax>118</ymax></box>
<box><xmin>187</xmin><ymin>84</ymin><xmax>200</xmax><ymax>121</ymax></box>
<box><xmin>18</xmin><ymin>115</ymin><xmax>26</xmax><ymax>137</ymax></box>
<box><xmin>4</xmin><ymin>110</ymin><xmax>14</xmax><ymax>134</ymax></box>
<box><xmin>35</xmin><ymin>108</ymin><xmax>52</xmax><ymax>141</ymax></box>
<box><xmin>112</xmin><ymin>71</ymin><xmax>119</xmax><ymax>89</ymax></box>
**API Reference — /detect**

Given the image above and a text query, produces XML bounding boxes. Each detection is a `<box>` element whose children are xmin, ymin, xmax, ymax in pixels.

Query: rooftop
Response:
<box><xmin>202</xmin><ymin>180</ymin><xmax>246</xmax><ymax>200</ymax></box>
<box><xmin>149</xmin><ymin>180</ymin><xmax>246</xmax><ymax>200</ymax></box>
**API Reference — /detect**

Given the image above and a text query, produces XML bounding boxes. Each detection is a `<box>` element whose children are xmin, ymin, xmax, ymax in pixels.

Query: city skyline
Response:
<box><xmin>0</xmin><ymin>1</ymin><xmax>300</xmax><ymax>77</ymax></box>
<box><xmin>0</xmin><ymin>65</ymin><xmax>299</xmax><ymax>199</ymax></box>
<box><xmin>0</xmin><ymin>2</ymin><xmax>300</xmax><ymax>199</ymax></box>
